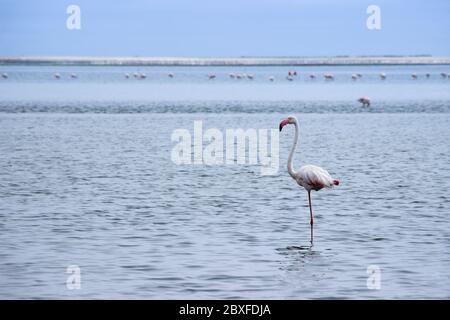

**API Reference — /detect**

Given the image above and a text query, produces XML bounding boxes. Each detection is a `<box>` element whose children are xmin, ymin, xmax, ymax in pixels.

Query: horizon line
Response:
<box><xmin>1</xmin><ymin>55</ymin><xmax>450</xmax><ymax>66</ymax></box>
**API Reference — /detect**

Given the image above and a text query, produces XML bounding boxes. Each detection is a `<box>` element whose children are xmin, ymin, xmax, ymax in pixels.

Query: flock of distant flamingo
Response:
<box><xmin>1</xmin><ymin>70</ymin><xmax>449</xmax><ymax>82</ymax></box>
<box><xmin>1</xmin><ymin>70</ymin><xmax>448</xmax><ymax>111</ymax></box>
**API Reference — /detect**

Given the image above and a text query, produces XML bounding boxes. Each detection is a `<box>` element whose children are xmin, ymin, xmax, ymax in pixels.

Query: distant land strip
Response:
<box><xmin>1</xmin><ymin>56</ymin><xmax>450</xmax><ymax>66</ymax></box>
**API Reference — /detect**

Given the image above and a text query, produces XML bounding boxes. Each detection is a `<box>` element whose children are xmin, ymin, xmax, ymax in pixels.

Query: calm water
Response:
<box><xmin>0</xmin><ymin>65</ymin><xmax>449</xmax><ymax>299</ymax></box>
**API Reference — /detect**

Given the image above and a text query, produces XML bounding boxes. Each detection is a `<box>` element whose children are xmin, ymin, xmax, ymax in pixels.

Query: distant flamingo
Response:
<box><xmin>70</xmin><ymin>73</ymin><xmax>77</xmax><ymax>79</ymax></box>
<box><xmin>247</xmin><ymin>74</ymin><xmax>254</xmax><ymax>80</ymax></box>
<box><xmin>356</xmin><ymin>73</ymin><xmax>363</xmax><ymax>78</ymax></box>
<box><xmin>269</xmin><ymin>76</ymin><xmax>274</xmax><ymax>82</ymax></box>
<box><xmin>208</xmin><ymin>74</ymin><xmax>216</xmax><ymax>80</ymax></box>
<box><xmin>351</xmin><ymin>74</ymin><xmax>358</xmax><ymax>80</ymax></box>
<box><xmin>1</xmin><ymin>73</ymin><xmax>8</xmax><ymax>79</ymax></box>
<box><xmin>440</xmin><ymin>72</ymin><xmax>447</xmax><ymax>78</ymax></box>
<box><xmin>411</xmin><ymin>73</ymin><xmax>418</xmax><ymax>80</ymax></box>
<box><xmin>125</xmin><ymin>73</ymin><xmax>130</xmax><ymax>79</ymax></box>
<box><xmin>168</xmin><ymin>73</ymin><xmax>174</xmax><ymax>78</ymax></box>
<box><xmin>358</xmin><ymin>96</ymin><xmax>371</xmax><ymax>107</ymax></box>
<box><xmin>324</xmin><ymin>74</ymin><xmax>334</xmax><ymax>80</ymax></box>
<box><xmin>54</xmin><ymin>73</ymin><xmax>61</xmax><ymax>79</ymax></box>
<box><xmin>309</xmin><ymin>74</ymin><xmax>316</xmax><ymax>79</ymax></box>
<box><xmin>279</xmin><ymin>116</ymin><xmax>339</xmax><ymax>242</ymax></box>
<box><xmin>380</xmin><ymin>73</ymin><xmax>386</xmax><ymax>80</ymax></box>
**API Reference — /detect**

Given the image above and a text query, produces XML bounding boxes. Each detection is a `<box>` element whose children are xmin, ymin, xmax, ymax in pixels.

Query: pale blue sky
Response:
<box><xmin>0</xmin><ymin>0</ymin><xmax>449</xmax><ymax>56</ymax></box>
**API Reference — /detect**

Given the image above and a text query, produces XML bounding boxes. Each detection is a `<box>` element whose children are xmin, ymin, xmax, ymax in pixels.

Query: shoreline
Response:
<box><xmin>1</xmin><ymin>56</ymin><xmax>450</xmax><ymax>66</ymax></box>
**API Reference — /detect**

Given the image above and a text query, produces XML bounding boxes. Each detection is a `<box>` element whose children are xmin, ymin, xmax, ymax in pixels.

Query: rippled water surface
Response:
<box><xmin>0</xmin><ymin>65</ymin><xmax>449</xmax><ymax>299</ymax></box>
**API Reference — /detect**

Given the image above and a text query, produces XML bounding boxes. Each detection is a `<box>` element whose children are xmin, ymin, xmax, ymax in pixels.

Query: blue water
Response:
<box><xmin>0</xmin><ymin>65</ymin><xmax>449</xmax><ymax>299</ymax></box>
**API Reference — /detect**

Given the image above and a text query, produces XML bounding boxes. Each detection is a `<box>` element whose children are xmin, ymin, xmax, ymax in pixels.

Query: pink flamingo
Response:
<box><xmin>279</xmin><ymin>116</ymin><xmax>339</xmax><ymax>242</ymax></box>
<box><xmin>358</xmin><ymin>96</ymin><xmax>371</xmax><ymax>107</ymax></box>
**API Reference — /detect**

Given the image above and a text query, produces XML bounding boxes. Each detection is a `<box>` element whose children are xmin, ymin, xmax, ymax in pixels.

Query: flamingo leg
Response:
<box><xmin>308</xmin><ymin>191</ymin><xmax>313</xmax><ymax>226</ymax></box>
<box><xmin>308</xmin><ymin>191</ymin><xmax>314</xmax><ymax>243</ymax></box>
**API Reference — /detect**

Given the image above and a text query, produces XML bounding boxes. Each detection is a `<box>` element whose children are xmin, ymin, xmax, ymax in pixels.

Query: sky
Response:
<box><xmin>0</xmin><ymin>0</ymin><xmax>449</xmax><ymax>57</ymax></box>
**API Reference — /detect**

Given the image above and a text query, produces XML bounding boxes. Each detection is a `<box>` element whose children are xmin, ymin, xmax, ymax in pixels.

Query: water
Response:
<box><xmin>0</xmin><ymin>65</ymin><xmax>449</xmax><ymax>299</ymax></box>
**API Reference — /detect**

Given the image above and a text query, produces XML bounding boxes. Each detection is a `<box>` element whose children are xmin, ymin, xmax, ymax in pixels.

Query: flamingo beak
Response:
<box><xmin>279</xmin><ymin>119</ymin><xmax>289</xmax><ymax>131</ymax></box>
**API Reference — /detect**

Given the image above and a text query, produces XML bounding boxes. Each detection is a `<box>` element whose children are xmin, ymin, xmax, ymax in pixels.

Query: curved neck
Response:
<box><xmin>287</xmin><ymin>121</ymin><xmax>299</xmax><ymax>177</ymax></box>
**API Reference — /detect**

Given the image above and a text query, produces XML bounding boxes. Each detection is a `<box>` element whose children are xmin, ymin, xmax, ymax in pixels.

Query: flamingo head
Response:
<box><xmin>279</xmin><ymin>116</ymin><xmax>296</xmax><ymax>131</ymax></box>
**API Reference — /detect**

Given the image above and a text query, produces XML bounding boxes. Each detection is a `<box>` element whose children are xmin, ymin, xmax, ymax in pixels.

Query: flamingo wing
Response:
<box><xmin>297</xmin><ymin>165</ymin><xmax>336</xmax><ymax>191</ymax></box>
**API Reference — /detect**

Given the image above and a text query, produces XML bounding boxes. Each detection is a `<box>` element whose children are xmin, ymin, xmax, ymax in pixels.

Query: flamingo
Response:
<box><xmin>440</xmin><ymin>72</ymin><xmax>447</xmax><ymax>78</ymax></box>
<box><xmin>279</xmin><ymin>116</ymin><xmax>339</xmax><ymax>242</ymax></box>
<box><xmin>309</xmin><ymin>74</ymin><xmax>316</xmax><ymax>79</ymax></box>
<box><xmin>229</xmin><ymin>73</ymin><xmax>235</xmax><ymax>78</ymax></box>
<box><xmin>358</xmin><ymin>96</ymin><xmax>371</xmax><ymax>107</ymax></box>
<box><xmin>351</xmin><ymin>74</ymin><xmax>358</xmax><ymax>80</ymax></box>
<box><xmin>1</xmin><ymin>73</ymin><xmax>8</xmax><ymax>79</ymax></box>
<box><xmin>54</xmin><ymin>73</ymin><xmax>61</xmax><ymax>79</ymax></box>
<box><xmin>247</xmin><ymin>74</ymin><xmax>254</xmax><ymax>80</ymax></box>
<box><xmin>324</xmin><ymin>74</ymin><xmax>334</xmax><ymax>80</ymax></box>
<box><xmin>269</xmin><ymin>76</ymin><xmax>274</xmax><ymax>82</ymax></box>
<box><xmin>356</xmin><ymin>73</ymin><xmax>363</xmax><ymax>78</ymax></box>
<box><xmin>208</xmin><ymin>74</ymin><xmax>216</xmax><ymax>80</ymax></box>
<box><xmin>168</xmin><ymin>72</ymin><xmax>174</xmax><ymax>78</ymax></box>
<box><xmin>286</xmin><ymin>76</ymin><xmax>294</xmax><ymax>81</ymax></box>
<box><xmin>139</xmin><ymin>73</ymin><xmax>146</xmax><ymax>79</ymax></box>
<box><xmin>380</xmin><ymin>73</ymin><xmax>386</xmax><ymax>80</ymax></box>
<box><xmin>124</xmin><ymin>73</ymin><xmax>130</xmax><ymax>79</ymax></box>
<box><xmin>411</xmin><ymin>73</ymin><xmax>418</xmax><ymax>80</ymax></box>
<box><xmin>70</xmin><ymin>73</ymin><xmax>77</xmax><ymax>79</ymax></box>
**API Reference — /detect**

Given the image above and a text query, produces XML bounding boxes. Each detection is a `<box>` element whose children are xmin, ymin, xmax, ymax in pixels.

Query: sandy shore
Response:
<box><xmin>1</xmin><ymin>56</ymin><xmax>450</xmax><ymax>66</ymax></box>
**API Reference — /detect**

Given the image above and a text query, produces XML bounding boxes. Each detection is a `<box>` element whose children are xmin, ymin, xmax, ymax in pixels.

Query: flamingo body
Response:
<box><xmin>358</xmin><ymin>96</ymin><xmax>371</xmax><ymax>107</ymax></box>
<box><xmin>295</xmin><ymin>165</ymin><xmax>339</xmax><ymax>192</ymax></box>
